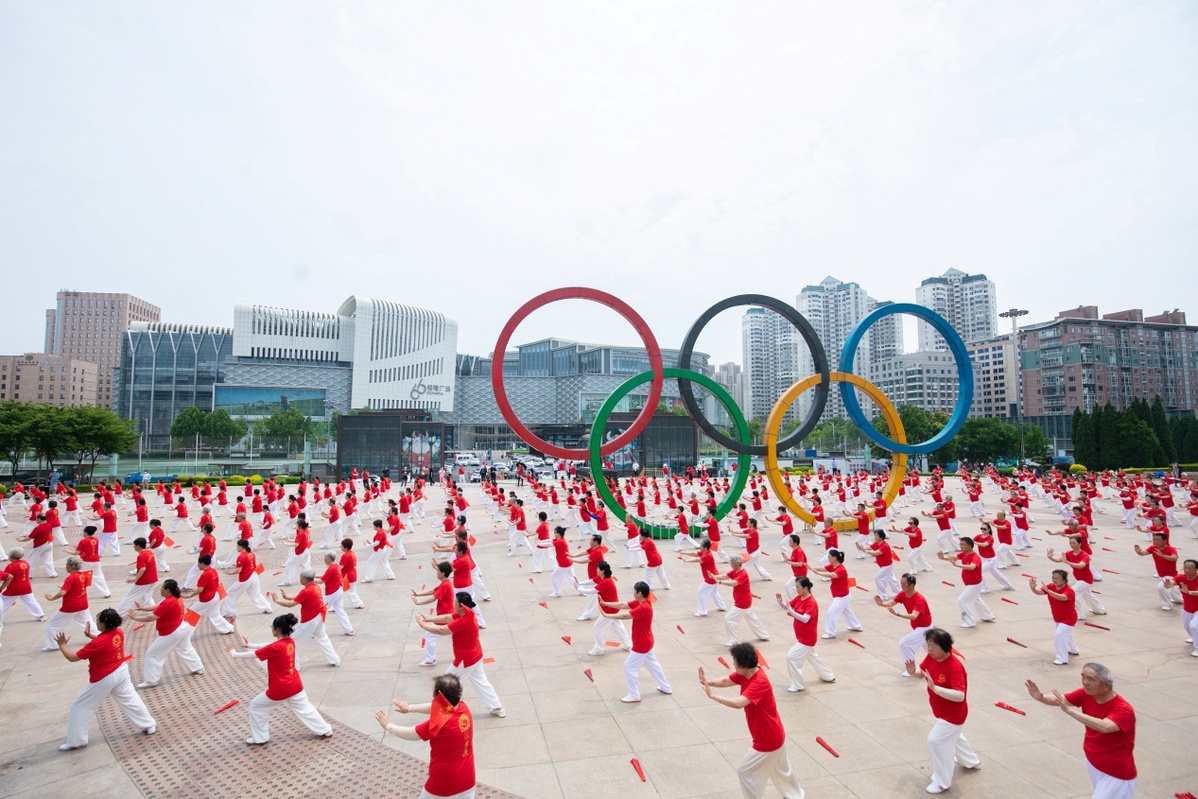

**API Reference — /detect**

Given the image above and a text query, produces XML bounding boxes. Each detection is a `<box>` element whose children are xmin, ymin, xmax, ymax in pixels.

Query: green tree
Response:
<box><xmin>953</xmin><ymin>418</ymin><xmax>1019</xmax><ymax>464</ymax></box>
<box><xmin>1181</xmin><ymin>417</ymin><xmax>1198</xmax><ymax>463</ymax></box>
<box><xmin>61</xmin><ymin>406</ymin><xmax>138</xmax><ymax>481</ymax></box>
<box><xmin>0</xmin><ymin>400</ymin><xmax>33</xmax><ymax>477</ymax></box>
<box><xmin>170</xmin><ymin>407</ymin><xmax>208</xmax><ymax>444</ymax></box>
<box><xmin>1150</xmin><ymin>396</ymin><xmax>1176</xmax><ymax>464</ymax></box>
<box><xmin>1115</xmin><ymin>415</ymin><xmax>1157</xmax><ymax>467</ymax></box>
<box><xmin>253</xmin><ymin>408</ymin><xmax>313</xmax><ymax>453</ymax></box>
<box><xmin>1071</xmin><ymin>408</ymin><xmax>1096</xmax><ymax>470</ymax></box>
<box><xmin>746</xmin><ymin>418</ymin><xmax>764</xmax><ymax>446</ymax></box>
<box><xmin>1095</xmin><ymin>403</ymin><xmax>1120</xmax><ymax>470</ymax></box>
<box><xmin>1020</xmin><ymin>423</ymin><xmax>1051</xmax><ymax>466</ymax></box>
<box><xmin>26</xmin><ymin>404</ymin><xmax>70</xmax><ymax>477</ymax></box>
<box><xmin>202</xmin><ymin>409</ymin><xmax>247</xmax><ymax>445</ymax></box>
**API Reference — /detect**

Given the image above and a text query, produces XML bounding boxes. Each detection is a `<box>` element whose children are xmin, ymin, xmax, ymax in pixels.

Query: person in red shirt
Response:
<box><xmin>584</xmin><ymin>561</ymin><xmax>632</xmax><ymax>655</ymax></box>
<box><xmin>938</xmin><ymin>537</ymin><xmax>995</xmax><ymax>627</ymax></box>
<box><xmin>180</xmin><ymin>554</ymin><xmax>234</xmax><ymax>635</ymax></box>
<box><xmin>416</xmin><ymin>592</ymin><xmax>505</xmax><ymax>718</ymax></box>
<box><xmin>1048</xmin><ymin>536</ymin><xmax>1107</xmax><ymax>618</ymax></box>
<box><xmin>972</xmin><ymin>521</ymin><xmax>1014</xmax><ymax>593</ymax></box>
<box><xmin>699</xmin><ymin>642</ymin><xmax>805</xmax><ymax>798</ymax></box>
<box><xmin>716</xmin><ymin>556</ymin><xmax>770</xmax><ymax>647</ymax></box>
<box><xmin>923</xmin><ymin>503</ymin><xmax>956</xmax><ymax>554</ymax></box>
<box><xmin>906</xmin><ymin>627</ymin><xmax>980</xmax><ymax>793</ymax></box>
<box><xmin>42</xmin><ymin>556</ymin><xmax>92</xmax><ymax>651</ymax></box>
<box><xmin>1164</xmin><ymin>558</ymin><xmax>1198</xmax><ymax>657</ymax></box>
<box><xmin>1025</xmin><ymin>663</ymin><xmax>1136</xmax><ymax>797</ymax></box>
<box><xmin>362</xmin><ymin>519</ymin><xmax>396</xmax><ymax>583</ymax></box>
<box><xmin>875</xmin><ymin>572</ymin><xmax>934</xmax><ymax>676</ymax></box>
<box><xmin>600</xmin><ymin>580</ymin><xmax>673</xmax><ymax>703</ymax></box>
<box><xmin>530</xmin><ymin>511</ymin><xmax>553</xmax><ymax>573</ymax></box>
<box><xmin>115</xmin><ymin>538</ymin><xmax>159</xmax><ymax>617</ymax></box>
<box><xmin>857</xmin><ymin>529</ymin><xmax>901</xmax><ymax>600</ymax></box>
<box><xmin>339</xmin><ymin>539</ymin><xmax>365</xmax><ymax>610</ymax></box>
<box><xmin>17</xmin><ymin>513</ymin><xmax>57</xmax><ymax>578</ymax></box>
<box><xmin>775</xmin><ymin>577</ymin><xmax>836</xmax><ymax>692</ymax></box>
<box><xmin>227</xmin><ymin>612</ymin><xmax>333</xmax><ymax>744</ymax></box>
<box><xmin>127</xmin><ymin>579</ymin><xmax>205</xmax><ymax>687</ymax></box>
<box><xmin>280</xmin><ymin>519</ymin><xmax>314</xmax><ymax>586</ymax></box>
<box><xmin>679</xmin><ymin>538</ymin><xmax>728</xmax><ymax>616</ymax></box>
<box><xmin>1133</xmin><ymin>533</ymin><xmax>1182</xmax><ymax>610</ymax></box>
<box><xmin>1030</xmin><ymin>570</ymin><xmax>1080</xmax><ymax>665</ymax></box>
<box><xmin>781</xmin><ymin>534</ymin><xmax>808</xmax><ymax>600</ymax></box>
<box><xmin>274</xmin><ymin>570</ymin><xmax>341</xmax><ymax>668</ymax></box>
<box><xmin>54</xmin><ymin>607</ymin><xmax>157</xmax><ymax>750</ymax></box>
<box><xmin>810</xmin><ymin>549</ymin><xmax>863</xmax><ymax>639</ymax></box>
<box><xmin>730</xmin><ymin>518</ymin><xmax>773</xmax><ymax>581</ymax></box>
<box><xmin>411</xmin><ymin>561</ymin><xmax>455</xmax><ymax>666</ymax></box>
<box><xmin>621</xmin><ymin>516</ymin><xmax>646</xmax><ymax>569</ymax></box>
<box><xmin>221</xmin><ymin>539</ymin><xmax>272</xmax><ymax>618</ymax></box>
<box><xmin>98</xmin><ymin>502</ymin><xmax>121</xmax><ymax>557</ymax></box>
<box><xmin>548</xmin><ymin>526</ymin><xmax>581</xmax><ymax>597</ymax></box>
<box><xmin>890</xmin><ymin>516</ymin><xmax>933</xmax><ymax>573</ymax></box>
<box><xmin>319</xmin><ymin>551</ymin><xmax>354</xmax><ymax>636</ymax></box>
<box><xmin>638</xmin><ymin>528</ymin><xmax>670</xmax><ymax>591</ymax></box>
<box><xmin>65</xmin><ymin>525</ymin><xmax>111</xmax><ymax>598</ymax></box>
<box><xmin>376</xmin><ymin>675</ymin><xmax>476</xmax><ymax>799</ymax></box>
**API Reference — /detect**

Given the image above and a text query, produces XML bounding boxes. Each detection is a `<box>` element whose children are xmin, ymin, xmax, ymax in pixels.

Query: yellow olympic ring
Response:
<box><xmin>764</xmin><ymin>371</ymin><xmax>908</xmax><ymax>533</ymax></box>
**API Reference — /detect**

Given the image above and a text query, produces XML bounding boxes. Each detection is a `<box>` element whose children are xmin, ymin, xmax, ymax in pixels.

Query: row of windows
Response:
<box><xmin>248</xmin><ymin>346</ymin><xmax>338</xmax><ymax>362</ymax></box>
<box><xmin>368</xmin><ymin>358</ymin><xmax>444</xmax><ymax>384</ymax></box>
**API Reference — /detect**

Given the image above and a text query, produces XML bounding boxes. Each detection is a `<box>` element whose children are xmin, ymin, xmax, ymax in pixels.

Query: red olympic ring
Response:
<box><xmin>491</xmin><ymin>287</ymin><xmax>665</xmax><ymax>461</ymax></box>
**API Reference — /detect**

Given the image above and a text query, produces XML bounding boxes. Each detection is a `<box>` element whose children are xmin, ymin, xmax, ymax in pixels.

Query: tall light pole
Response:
<box><xmin>999</xmin><ymin>308</ymin><xmax>1029</xmax><ymax>469</ymax></box>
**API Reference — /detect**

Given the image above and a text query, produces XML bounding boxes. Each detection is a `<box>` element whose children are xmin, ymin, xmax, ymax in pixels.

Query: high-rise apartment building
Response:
<box><xmin>713</xmin><ymin>362</ymin><xmax>744</xmax><ymax>409</ymax></box>
<box><xmin>742</xmin><ymin>307</ymin><xmax>805</xmax><ymax>422</ymax></box>
<box><xmin>795</xmin><ymin>277</ymin><xmax>902</xmax><ymax>420</ymax></box>
<box><xmin>870</xmin><ymin>351</ymin><xmax>961</xmax><ymax>415</ymax></box>
<box><xmin>45</xmin><ymin>291</ymin><xmax>161</xmax><ymax>408</ymax></box>
<box><xmin>1020</xmin><ymin>306</ymin><xmax>1198</xmax><ymax>416</ymax></box>
<box><xmin>0</xmin><ymin>354</ymin><xmax>98</xmax><ymax>407</ymax></box>
<box><xmin>915</xmin><ymin>269</ymin><xmax>998</xmax><ymax>350</ymax></box>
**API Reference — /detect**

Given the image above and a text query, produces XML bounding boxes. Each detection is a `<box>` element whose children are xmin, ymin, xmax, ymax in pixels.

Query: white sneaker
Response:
<box><xmin>588</xmin><ymin>647</ymin><xmax>604</xmax><ymax>656</ymax></box>
<box><xmin>620</xmin><ymin>695</ymin><xmax>641</xmax><ymax>703</ymax></box>
<box><xmin>135</xmin><ymin>681</ymin><xmax>160</xmax><ymax>689</ymax></box>
<box><xmin>58</xmin><ymin>742</ymin><xmax>87</xmax><ymax>751</ymax></box>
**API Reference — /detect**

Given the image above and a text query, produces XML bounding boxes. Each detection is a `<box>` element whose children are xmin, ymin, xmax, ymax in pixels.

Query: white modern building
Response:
<box><xmin>966</xmin><ymin>336</ymin><xmax>1017</xmax><ymax>419</ymax></box>
<box><xmin>741</xmin><ymin>307</ymin><xmax>806</xmax><ymax>422</ymax></box>
<box><xmin>870</xmin><ymin>350</ymin><xmax>961</xmax><ymax>415</ymax></box>
<box><xmin>915</xmin><ymin>268</ymin><xmax>998</xmax><ymax>350</ymax></box>
<box><xmin>232</xmin><ymin>298</ymin><xmax>458</xmax><ymax>413</ymax></box>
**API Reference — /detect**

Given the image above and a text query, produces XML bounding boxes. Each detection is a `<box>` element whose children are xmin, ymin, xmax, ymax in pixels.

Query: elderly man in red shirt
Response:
<box><xmin>1026</xmin><ymin>662</ymin><xmax>1136</xmax><ymax>798</ymax></box>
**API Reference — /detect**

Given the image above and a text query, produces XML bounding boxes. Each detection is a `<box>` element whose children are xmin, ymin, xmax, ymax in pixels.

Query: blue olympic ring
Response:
<box><xmin>838</xmin><ymin>302</ymin><xmax>973</xmax><ymax>455</ymax></box>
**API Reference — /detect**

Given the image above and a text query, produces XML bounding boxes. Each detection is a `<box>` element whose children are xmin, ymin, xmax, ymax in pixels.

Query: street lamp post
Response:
<box><xmin>999</xmin><ymin>308</ymin><xmax>1029</xmax><ymax>469</ymax></box>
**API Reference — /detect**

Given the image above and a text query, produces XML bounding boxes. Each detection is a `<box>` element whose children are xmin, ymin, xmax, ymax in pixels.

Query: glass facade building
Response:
<box><xmin>114</xmin><ymin>323</ymin><xmax>234</xmax><ymax>449</ymax></box>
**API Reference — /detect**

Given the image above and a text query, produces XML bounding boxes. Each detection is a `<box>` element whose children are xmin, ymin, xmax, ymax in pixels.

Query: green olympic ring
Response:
<box><xmin>589</xmin><ymin>367</ymin><xmax>751</xmax><ymax>539</ymax></box>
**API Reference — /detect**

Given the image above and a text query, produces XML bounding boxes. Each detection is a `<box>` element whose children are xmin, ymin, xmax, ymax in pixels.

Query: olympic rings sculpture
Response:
<box><xmin>493</xmin><ymin>287</ymin><xmax>973</xmax><ymax>536</ymax></box>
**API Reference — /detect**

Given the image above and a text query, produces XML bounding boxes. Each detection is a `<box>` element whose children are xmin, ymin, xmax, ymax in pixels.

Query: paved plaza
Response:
<box><xmin>1</xmin><ymin>475</ymin><xmax>1196</xmax><ymax>798</ymax></box>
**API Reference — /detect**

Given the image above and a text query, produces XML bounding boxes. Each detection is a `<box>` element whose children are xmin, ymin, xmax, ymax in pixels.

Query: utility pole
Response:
<box><xmin>999</xmin><ymin>308</ymin><xmax>1029</xmax><ymax>468</ymax></box>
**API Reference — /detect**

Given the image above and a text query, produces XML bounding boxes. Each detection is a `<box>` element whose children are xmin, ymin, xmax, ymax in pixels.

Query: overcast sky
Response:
<box><xmin>2</xmin><ymin>2</ymin><xmax>1195</xmax><ymax>367</ymax></box>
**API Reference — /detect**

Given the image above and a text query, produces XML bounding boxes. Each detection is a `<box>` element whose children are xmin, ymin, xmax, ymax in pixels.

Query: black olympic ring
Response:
<box><xmin>677</xmin><ymin>294</ymin><xmax>831</xmax><ymax>457</ymax></box>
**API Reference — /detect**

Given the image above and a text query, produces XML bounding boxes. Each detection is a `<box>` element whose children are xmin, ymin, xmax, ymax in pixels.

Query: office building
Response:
<box><xmin>915</xmin><ymin>269</ymin><xmax>998</xmax><ymax>350</ymax></box>
<box><xmin>0</xmin><ymin>354</ymin><xmax>98</xmax><ymax>407</ymax></box>
<box><xmin>45</xmin><ymin>291</ymin><xmax>160</xmax><ymax>408</ymax></box>
<box><xmin>1020</xmin><ymin>306</ymin><xmax>1198</xmax><ymax>416</ymax></box>
<box><xmin>966</xmin><ymin>336</ymin><xmax>1018</xmax><ymax>419</ymax></box>
<box><xmin>713</xmin><ymin>362</ymin><xmax>743</xmax><ymax>408</ymax></box>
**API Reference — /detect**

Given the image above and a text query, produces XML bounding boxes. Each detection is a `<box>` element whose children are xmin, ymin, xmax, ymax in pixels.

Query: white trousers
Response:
<box><xmin>247</xmin><ymin>689</ymin><xmax>331</xmax><ymax>743</ymax></box>
<box><xmin>1074</xmin><ymin>580</ymin><xmax>1105</xmax><ymax>617</ymax></box>
<box><xmin>549</xmin><ymin>564</ymin><xmax>577</xmax><ymax>597</ymax></box>
<box><xmin>446</xmin><ymin>659</ymin><xmax>502</xmax><ymax>713</ymax></box>
<box><xmin>1158</xmin><ymin>579</ymin><xmax>1183</xmax><ymax>608</ymax></box>
<box><xmin>980</xmin><ymin>557</ymin><xmax>1013</xmax><ymax>591</ymax></box>
<box><xmin>623</xmin><ymin>648</ymin><xmax>672</xmax><ymax>700</ymax></box>
<box><xmin>388</xmin><ymin>533</ymin><xmax>407</xmax><ymax>559</ymax></box>
<box><xmin>98</xmin><ymin>532</ymin><xmax>120</xmax><ymax>557</ymax></box>
<box><xmin>28</xmin><ymin>543</ymin><xmax>57</xmax><ymax>578</ymax></box>
<box><xmin>293</xmin><ymin>617</ymin><xmax>340</xmax><ymax>667</ymax></box>
<box><xmin>936</xmin><ymin>528</ymin><xmax>955</xmax><ymax>553</ymax></box>
<box><xmin>1087</xmin><ymin>762</ymin><xmax>1136</xmax><ymax>798</ymax></box>
<box><xmin>420</xmin><ymin>788</ymin><xmax>475</xmax><ymax>799</ymax></box>
<box><xmin>363</xmin><ymin>550</ymin><xmax>395</xmax><ymax>581</ymax></box>
<box><xmin>1184</xmin><ymin>610</ymin><xmax>1198</xmax><ymax>656</ymax></box>
<box><xmin>907</xmin><ymin>543</ymin><xmax>934</xmax><ymax>572</ymax></box>
<box><xmin>325</xmin><ymin>588</ymin><xmax>353</xmax><ymax>634</ymax></box>
<box><xmin>282</xmin><ymin>550</ymin><xmax>312</xmax><ymax>584</ymax></box>
<box><xmin>696</xmin><ymin>582</ymin><xmax>727</xmax><ymax>614</ymax></box>
<box><xmin>725</xmin><ymin>607</ymin><xmax>769</xmax><ymax>645</ymax></box>
<box><xmin>532</xmin><ymin>544</ymin><xmax>552</xmax><ymax>572</ymax></box>
<box><xmin>321</xmin><ymin>520</ymin><xmax>343</xmax><ymax>549</ymax></box>
<box><xmin>899</xmin><ymin>625</ymin><xmax>933</xmax><ymax>665</ymax></box>
<box><xmin>786</xmin><ymin>642</ymin><xmax>834</xmax><ymax>690</ymax></box>
<box><xmin>222</xmin><ymin>574</ymin><xmax>271</xmax><ymax>616</ymax></box>
<box><xmin>644</xmin><ymin>564</ymin><xmax>671</xmax><ymax>590</ymax></box>
<box><xmin>927</xmin><ymin>718</ymin><xmax>980</xmax><ymax>790</ymax></box>
<box><xmin>45</xmin><ymin>609</ymin><xmax>93</xmax><ymax>649</ymax></box>
<box><xmin>824</xmin><ymin>595</ymin><xmax>861</xmax><ymax>636</ymax></box>
<box><xmin>736</xmin><ymin>744</ymin><xmax>804</xmax><ymax>799</ymax></box>
<box><xmin>191</xmin><ymin>596</ymin><xmax>234</xmax><ymax>634</ymax></box>
<box><xmin>874</xmin><ymin>565</ymin><xmax>900</xmax><ymax>599</ymax></box>
<box><xmin>996</xmin><ymin>542</ymin><xmax>1019</xmax><ymax>568</ymax></box>
<box><xmin>746</xmin><ymin>551</ymin><xmax>773</xmax><ymax>581</ymax></box>
<box><xmin>623</xmin><ymin>539</ymin><xmax>646</xmax><ymax>569</ymax></box>
<box><xmin>142</xmin><ymin>623</ymin><xmax>204</xmax><ymax>683</ymax></box>
<box><xmin>64</xmin><ymin>663</ymin><xmax>156</xmax><ymax>748</ymax></box>
<box><xmin>593</xmin><ymin>617</ymin><xmax>631</xmax><ymax>651</ymax></box>
<box><xmin>424</xmin><ymin>631</ymin><xmax>443</xmax><ymax>662</ymax></box>
<box><xmin>116</xmin><ymin>583</ymin><xmax>158</xmax><ymax>617</ymax></box>
<box><xmin>958</xmin><ymin>584</ymin><xmax>994</xmax><ymax>626</ymax></box>
<box><xmin>1054</xmin><ymin>622</ymin><xmax>1079</xmax><ymax>663</ymax></box>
